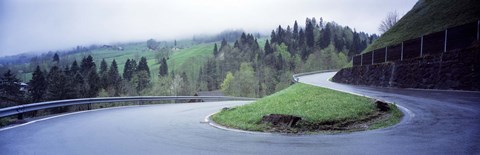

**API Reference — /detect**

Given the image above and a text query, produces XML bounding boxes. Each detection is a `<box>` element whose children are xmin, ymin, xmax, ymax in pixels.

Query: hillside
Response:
<box><xmin>11</xmin><ymin>41</ymin><xmax>214</xmax><ymax>82</ymax></box>
<box><xmin>365</xmin><ymin>0</ymin><xmax>480</xmax><ymax>52</ymax></box>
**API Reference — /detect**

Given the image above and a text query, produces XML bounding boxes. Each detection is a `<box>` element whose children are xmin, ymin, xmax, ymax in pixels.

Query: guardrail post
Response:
<box><xmin>420</xmin><ymin>36</ymin><xmax>424</xmax><ymax>57</ymax></box>
<box><xmin>444</xmin><ymin>29</ymin><xmax>448</xmax><ymax>52</ymax></box>
<box><xmin>385</xmin><ymin>47</ymin><xmax>388</xmax><ymax>62</ymax></box>
<box><xmin>17</xmin><ymin>113</ymin><xmax>24</xmax><ymax>120</ymax></box>
<box><xmin>401</xmin><ymin>42</ymin><xmax>404</xmax><ymax>61</ymax></box>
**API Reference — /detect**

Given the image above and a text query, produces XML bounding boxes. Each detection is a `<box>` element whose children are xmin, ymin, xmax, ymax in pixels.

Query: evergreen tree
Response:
<box><xmin>276</xmin><ymin>25</ymin><xmax>284</xmax><ymax>44</ymax></box>
<box><xmin>107</xmin><ymin>59</ymin><xmax>122</xmax><ymax>96</ymax></box>
<box><xmin>220</xmin><ymin>38</ymin><xmax>228</xmax><ymax>51</ymax></box>
<box><xmin>80</xmin><ymin>55</ymin><xmax>95</xmax><ymax>74</ymax></box>
<box><xmin>29</xmin><ymin>66</ymin><xmax>47</xmax><ymax>102</ymax></box>
<box><xmin>213</xmin><ymin>43</ymin><xmax>218</xmax><ymax>57</ymax></box>
<box><xmin>205</xmin><ymin>59</ymin><xmax>217</xmax><ymax>91</ymax></box>
<box><xmin>319</xmin><ymin>23</ymin><xmax>331</xmax><ymax>48</ymax></box>
<box><xmin>0</xmin><ymin>70</ymin><xmax>21</xmax><ymax>99</ymax></box>
<box><xmin>133</xmin><ymin>71</ymin><xmax>150</xmax><ymax>93</ymax></box>
<box><xmin>270</xmin><ymin>30</ymin><xmax>277</xmax><ymax>43</ymax></box>
<box><xmin>73</xmin><ymin>72</ymin><xmax>87</xmax><ymax>98</ymax></box>
<box><xmin>70</xmin><ymin>60</ymin><xmax>80</xmax><ymax>75</ymax></box>
<box><xmin>298</xmin><ymin>28</ymin><xmax>306</xmax><ymax>48</ymax></box>
<box><xmin>123</xmin><ymin>59</ymin><xmax>134</xmax><ymax>81</ymax></box>
<box><xmin>63</xmin><ymin>65</ymin><xmax>77</xmax><ymax>99</ymax></box>
<box><xmin>264</xmin><ymin>40</ymin><xmax>273</xmax><ymax>55</ymax></box>
<box><xmin>86</xmin><ymin>68</ymin><xmax>100</xmax><ymax>98</ymax></box>
<box><xmin>137</xmin><ymin>57</ymin><xmax>150</xmax><ymax>77</ymax></box>
<box><xmin>305</xmin><ymin>19</ymin><xmax>315</xmax><ymax>48</ymax></box>
<box><xmin>159</xmin><ymin>57</ymin><xmax>168</xmax><ymax>77</ymax></box>
<box><xmin>293</xmin><ymin>20</ymin><xmax>299</xmax><ymax>40</ymax></box>
<box><xmin>99</xmin><ymin>59</ymin><xmax>108</xmax><ymax>89</ymax></box>
<box><xmin>80</xmin><ymin>55</ymin><xmax>100</xmax><ymax>97</ymax></box>
<box><xmin>46</xmin><ymin>66</ymin><xmax>67</xmax><ymax>100</ymax></box>
<box><xmin>53</xmin><ymin>53</ymin><xmax>60</xmax><ymax>63</ymax></box>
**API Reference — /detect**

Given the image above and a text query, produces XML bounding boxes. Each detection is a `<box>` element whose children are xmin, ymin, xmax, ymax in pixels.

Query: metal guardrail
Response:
<box><xmin>353</xmin><ymin>19</ymin><xmax>480</xmax><ymax>66</ymax></box>
<box><xmin>292</xmin><ymin>70</ymin><xmax>338</xmax><ymax>82</ymax></box>
<box><xmin>0</xmin><ymin>96</ymin><xmax>256</xmax><ymax>118</ymax></box>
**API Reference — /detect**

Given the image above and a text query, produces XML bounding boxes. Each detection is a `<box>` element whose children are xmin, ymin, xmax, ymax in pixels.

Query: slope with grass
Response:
<box><xmin>365</xmin><ymin>0</ymin><xmax>480</xmax><ymax>52</ymax></box>
<box><xmin>212</xmin><ymin>83</ymin><xmax>402</xmax><ymax>133</ymax></box>
<box><xmin>18</xmin><ymin>41</ymin><xmax>215</xmax><ymax>81</ymax></box>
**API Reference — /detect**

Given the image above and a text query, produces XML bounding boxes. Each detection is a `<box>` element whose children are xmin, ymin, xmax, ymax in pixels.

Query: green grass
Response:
<box><xmin>368</xmin><ymin>104</ymin><xmax>403</xmax><ymax>130</ymax></box>
<box><xmin>212</xmin><ymin>83</ymin><xmax>401</xmax><ymax>132</ymax></box>
<box><xmin>18</xmin><ymin>41</ymin><xmax>214</xmax><ymax>81</ymax></box>
<box><xmin>365</xmin><ymin>0</ymin><xmax>480</xmax><ymax>52</ymax></box>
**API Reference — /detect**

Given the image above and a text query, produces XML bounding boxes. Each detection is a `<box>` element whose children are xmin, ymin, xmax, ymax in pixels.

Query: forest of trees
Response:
<box><xmin>0</xmin><ymin>17</ymin><xmax>377</xmax><ymax>111</ymax></box>
<box><xmin>197</xmin><ymin>18</ymin><xmax>377</xmax><ymax>97</ymax></box>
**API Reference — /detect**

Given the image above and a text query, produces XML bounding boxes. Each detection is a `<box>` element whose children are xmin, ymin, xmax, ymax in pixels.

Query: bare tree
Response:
<box><xmin>378</xmin><ymin>11</ymin><xmax>400</xmax><ymax>34</ymax></box>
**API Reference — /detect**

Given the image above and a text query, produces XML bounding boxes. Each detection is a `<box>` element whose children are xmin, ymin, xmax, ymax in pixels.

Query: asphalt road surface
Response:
<box><xmin>1</xmin><ymin>72</ymin><xmax>479</xmax><ymax>154</ymax></box>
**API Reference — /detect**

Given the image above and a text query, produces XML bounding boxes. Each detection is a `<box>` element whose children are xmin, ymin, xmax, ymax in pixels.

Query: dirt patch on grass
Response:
<box><xmin>260</xmin><ymin>105</ymin><xmax>398</xmax><ymax>134</ymax></box>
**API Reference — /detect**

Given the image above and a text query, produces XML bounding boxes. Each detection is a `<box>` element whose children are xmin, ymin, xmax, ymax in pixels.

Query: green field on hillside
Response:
<box><xmin>17</xmin><ymin>41</ymin><xmax>215</xmax><ymax>82</ymax></box>
<box><xmin>365</xmin><ymin>0</ymin><xmax>480</xmax><ymax>52</ymax></box>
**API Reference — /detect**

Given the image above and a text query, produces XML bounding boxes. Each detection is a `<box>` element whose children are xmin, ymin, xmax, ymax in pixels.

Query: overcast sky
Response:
<box><xmin>0</xmin><ymin>0</ymin><xmax>417</xmax><ymax>57</ymax></box>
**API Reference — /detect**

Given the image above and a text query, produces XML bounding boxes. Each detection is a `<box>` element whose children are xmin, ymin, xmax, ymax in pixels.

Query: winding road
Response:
<box><xmin>1</xmin><ymin>72</ymin><xmax>479</xmax><ymax>154</ymax></box>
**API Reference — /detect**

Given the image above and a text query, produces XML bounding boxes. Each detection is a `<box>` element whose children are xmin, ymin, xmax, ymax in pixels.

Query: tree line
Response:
<box><xmin>196</xmin><ymin>17</ymin><xmax>378</xmax><ymax>97</ymax></box>
<box><xmin>1</xmin><ymin>17</ymin><xmax>378</xmax><ymax>109</ymax></box>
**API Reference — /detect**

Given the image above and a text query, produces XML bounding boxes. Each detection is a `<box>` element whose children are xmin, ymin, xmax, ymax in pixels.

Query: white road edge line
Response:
<box><xmin>0</xmin><ymin>105</ymin><xmax>141</xmax><ymax>132</ymax></box>
<box><xmin>204</xmin><ymin>73</ymin><xmax>416</xmax><ymax>135</ymax></box>
<box><xmin>204</xmin><ymin>112</ymin><xmax>272</xmax><ymax>135</ymax></box>
<box><xmin>299</xmin><ymin>76</ymin><xmax>415</xmax><ymax>123</ymax></box>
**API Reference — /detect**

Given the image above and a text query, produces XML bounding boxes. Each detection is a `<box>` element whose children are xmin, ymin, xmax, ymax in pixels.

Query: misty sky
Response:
<box><xmin>0</xmin><ymin>0</ymin><xmax>417</xmax><ymax>57</ymax></box>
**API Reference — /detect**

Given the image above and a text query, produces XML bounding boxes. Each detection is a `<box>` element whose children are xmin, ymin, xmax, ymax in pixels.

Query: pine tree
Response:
<box><xmin>73</xmin><ymin>72</ymin><xmax>87</xmax><ymax>98</ymax></box>
<box><xmin>220</xmin><ymin>38</ymin><xmax>228</xmax><ymax>51</ymax></box>
<box><xmin>63</xmin><ymin>65</ymin><xmax>78</xmax><ymax>99</ymax></box>
<box><xmin>46</xmin><ymin>66</ymin><xmax>67</xmax><ymax>101</ymax></box>
<box><xmin>276</xmin><ymin>26</ymin><xmax>283</xmax><ymax>44</ymax></box>
<box><xmin>80</xmin><ymin>55</ymin><xmax>95</xmax><ymax>74</ymax></box>
<box><xmin>137</xmin><ymin>57</ymin><xmax>150</xmax><ymax>77</ymax></box>
<box><xmin>213</xmin><ymin>43</ymin><xmax>218</xmax><ymax>57</ymax></box>
<box><xmin>86</xmin><ymin>68</ymin><xmax>100</xmax><ymax>98</ymax></box>
<box><xmin>80</xmin><ymin>55</ymin><xmax>100</xmax><ymax>97</ymax></box>
<box><xmin>134</xmin><ymin>70</ymin><xmax>150</xmax><ymax>93</ymax></box>
<box><xmin>53</xmin><ymin>53</ymin><xmax>60</xmax><ymax>63</ymax></box>
<box><xmin>99</xmin><ymin>59</ymin><xmax>109</xmax><ymax>89</ymax></box>
<box><xmin>270</xmin><ymin>30</ymin><xmax>277</xmax><ymax>43</ymax></box>
<box><xmin>123</xmin><ymin>59</ymin><xmax>134</xmax><ymax>81</ymax></box>
<box><xmin>264</xmin><ymin>40</ymin><xmax>273</xmax><ymax>55</ymax></box>
<box><xmin>70</xmin><ymin>60</ymin><xmax>80</xmax><ymax>75</ymax></box>
<box><xmin>107</xmin><ymin>59</ymin><xmax>122</xmax><ymax>96</ymax></box>
<box><xmin>319</xmin><ymin>23</ymin><xmax>331</xmax><ymax>49</ymax></box>
<box><xmin>159</xmin><ymin>57</ymin><xmax>168</xmax><ymax>77</ymax></box>
<box><xmin>305</xmin><ymin>19</ymin><xmax>315</xmax><ymax>48</ymax></box>
<box><xmin>0</xmin><ymin>70</ymin><xmax>21</xmax><ymax>98</ymax></box>
<box><xmin>293</xmin><ymin>20</ymin><xmax>299</xmax><ymax>40</ymax></box>
<box><xmin>205</xmin><ymin>59</ymin><xmax>217</xmax><ymax>91</ymax></box>
<box><xmin>29</xmin><ymin>66</ymin><xmax>47</xmax><ymax>102</ymax></box>
<box><xmin>299</xmin><ymin>28</ymin><xmax>305</xmax><ymax>48</ymax></box>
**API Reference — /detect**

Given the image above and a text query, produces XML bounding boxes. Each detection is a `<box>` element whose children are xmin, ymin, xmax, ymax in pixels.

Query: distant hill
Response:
<box><xmin>365</xmin><ymin>0</ymin><xmax>480</xmax><ymax>52</ymax></box>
